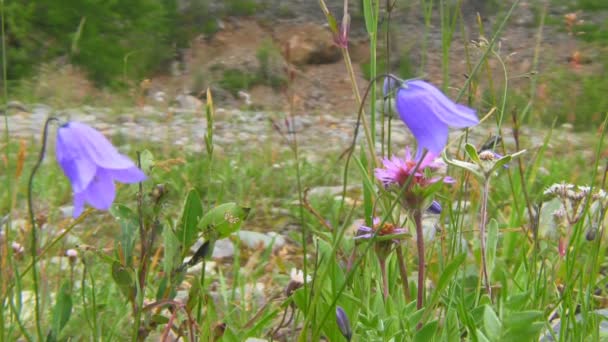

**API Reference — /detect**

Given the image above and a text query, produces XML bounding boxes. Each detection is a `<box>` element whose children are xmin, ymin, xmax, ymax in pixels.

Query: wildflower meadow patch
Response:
<box><xmin>2</xmin><ymin>1</ymin><xmax>608</xmax><ymax>341</ymax></box>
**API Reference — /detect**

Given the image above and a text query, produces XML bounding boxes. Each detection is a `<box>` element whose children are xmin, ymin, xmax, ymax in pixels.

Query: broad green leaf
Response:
<box><xmin>51</xmin><ymin>282</ymin><xmax>72</xmax><ymax>339</ymax></box>
<box><xmin>444</xmin><ymin>308</ymin><xmax>460</xmax><ymax>341</ymax></box>
<box><xmin>489</xmin><ymin>155</ymin><xmax>512</xmax><ymax>174</ymax></box>
<box><xmin>176</xmin><ymin>189</ymin><xmax>203</xmax><ymax>254</ymax></box>
<box><xmin>139</xmin><ymin>149</ymin><xmax>155</xmax><ymax>173</ymax></box>
<box><xmin>442</xmin><ymin>151</ymin><xmax>483</xmax><ymax>179</ymax></box>
<box><xmin>483</xmin><ymin>305</ymin><xmax>502</xmax><ymax>340</ymax></box>
<box><xmin>465</xmin><ymin>143</ymin><xmax>481</xmax><ymax>164</ymax></box>
<box><xmin>414</xmin><ymin>320</ymin><xmax>438</xmax><ymax>342</ymax></box>
<box><xmin>198</xmin><ymin>202</ymin><xmax>250</xmax><ymax>239</ymax></box>
<box><xmin>110</xmin><ymin>204</ymin><xmax>138</xmax><ymax>266</ymax></box>
<box><xmin>476</xmin><ymin>329</ymin><xmax>491</xmax><ymax>342</ymax></box>
<box><xmin>163</xmin><ymin>227</ymin><xmax>181</xmax><ymax>274</ymax></box>
<box><xmin>502</xmin><ymin>310</ymin><xmax>543</xmax><ymax>336</ymax></box>
<box><xmin>111</xmin><ymin>261</ymin><xmax>135</xmax><ymax>301</ymax></box>
<box><xmin>486</xmin><ymin>219</ymin><xmax>499</xmax><ymax>277</ymax></box>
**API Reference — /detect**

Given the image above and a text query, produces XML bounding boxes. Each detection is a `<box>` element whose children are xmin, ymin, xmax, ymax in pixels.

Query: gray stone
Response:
<box><xmin>238</xmin><ymin>230</ymin><xmax>286</xmax><ymax>250</ymax></box>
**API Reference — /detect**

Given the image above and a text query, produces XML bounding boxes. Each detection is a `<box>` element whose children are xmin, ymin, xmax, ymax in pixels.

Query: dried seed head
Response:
<box><xmin>478</xmin><ymin>150</ymin><xmax>496</xmax><ymax>161</ymax></box>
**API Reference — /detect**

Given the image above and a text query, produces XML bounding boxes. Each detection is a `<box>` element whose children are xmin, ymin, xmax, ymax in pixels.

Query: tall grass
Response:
<box><xmin>1</xmin><ymin>0</ymin><xmax>608</xmax><ymax>340</ymax></box>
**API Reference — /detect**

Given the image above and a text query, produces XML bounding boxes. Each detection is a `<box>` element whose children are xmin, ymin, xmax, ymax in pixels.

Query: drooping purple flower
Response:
<box><xmin>374</xmin><ymin>147</ymin><xmax>453</xmax><ymax>189</ymax></box>
<box><xmin>356</xmin><ymin>217</ymin><xmax>408</xmax><ymax>241</ymax></box>
<box><xmin>384</xmin><ymin>76</ymin><xmax>479</xmax><ymax>155</ymax></box>
<box><xmin>336</xmin><ymin>306</ymin><xmax>352</xmax><ymax>341</ymax></box>
<box><xmin>55</xmin><ymin>122</ymin><xmax>147</xmax><ymax>217</ymax></box>
<box><xmin>427</xmin><ymin>200</ymin><xmax>442</xmax><ymax>214</ymax></box>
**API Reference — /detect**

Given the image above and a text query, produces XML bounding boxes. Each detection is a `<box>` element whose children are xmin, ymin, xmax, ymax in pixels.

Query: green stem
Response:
<box><xmin>27</xmin><ymin>117</ymin><xmax>58</xmax><ymax>341</ymax></box>
<box><xmin>396</xmin><ymin>245</ymin><xmax>411</xmax><ymax>302</ymax></box>
<box><xmin>1</xmin><ymin>0</ymin><xmax>10</xmax><ymax>337</ymax></box>
<box><xmin>413</xmin><ymin>208</ymin><xmax>425</xmax><ymax>310</ymax></box>
<box><xmin>379</xmin><ymin>257</ymin><xmax>388</xmax><ymax>300</ymax></box>
<box><xmin>479</xmin><ymin>179</ymin><xmax>491</xmax><ymax>298</ymax></box>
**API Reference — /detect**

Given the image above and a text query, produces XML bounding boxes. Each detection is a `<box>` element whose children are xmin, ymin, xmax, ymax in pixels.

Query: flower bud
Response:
<box><xmin>66</xmin><ymin>249</ymin><xmax>78</xmax><ymax>264</ymax></box>
<box><xmin>12</xmin><ymin>242</ymin><xmax>24</xmax><ymax>255</ymax></box>
<box><xmin>336</xmin><ymin>306</ymin><xmax>352</xmax><ymax>341</ymax></box>
<box><xmin>427</xmin><ymin>200</ymin><xmax>442</xmax><ymax>214</ymax></box>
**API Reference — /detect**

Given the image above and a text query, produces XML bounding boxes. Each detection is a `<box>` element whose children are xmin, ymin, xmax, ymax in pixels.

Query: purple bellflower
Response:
<box><xmin>55</xmin><ymin>122</ymin><xmax>147</xmax><ymax>217</ymax></box>
<box><xmin>427</xmin><ymin>200</ymin><xmax>442</xmax><ymax>214</ymax></box>
<box><xmin>384</xmin><ymin>76</ymin><xmax>479</xmax><ymax>155</ymax></box>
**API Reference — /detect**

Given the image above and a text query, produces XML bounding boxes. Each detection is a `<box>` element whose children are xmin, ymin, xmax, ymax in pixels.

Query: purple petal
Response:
<box><xmin>56</xmin><ymin>126</ymin><xmax>96</xmax><ymax>193</ymax></box>
<box><xmin>61</xmin><ymin>122</ymin><xmax>138</xmax><ymax>170</ymax></box>
<box><xmin>427</xmin><ymin>201</ymin><xmax>442</xmax><ymax>214</ymax></box>
<box><xmin>383</xmin><ymin>75</ymin><xmax>400</xmax><ymax>97</ymax></box>
<box><xmin>72</xmin><ymin>192</ymin><xmax>85</xmax><ymax>218</ymax></box>
<box><xmin>336</xmin><ymin>306</ymin><xmax>352</xmax><ymax>341</ymax></box>
<box><xmin>80</xmin><ymin>169</ymin><xmax>116</xmax><ymax>211</ymax></box>
<box><xmin>106</xmin><ymin>167</ymin><xmax>147</xmax><ymax>184</ymax></box>
<box><xmin>396</xmin><ymin>86</ymin><xmax>450</xmax><ymax>154</ymax></box>
<box><xmin>406</xmin><ymin>80</ymin><xmax>479</xmax><ymax>128</ymax></box>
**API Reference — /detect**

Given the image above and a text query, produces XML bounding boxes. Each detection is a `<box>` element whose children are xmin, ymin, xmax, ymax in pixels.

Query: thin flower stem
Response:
<box><xmin>413</xmin><ymin>208</ymin><xmax>425</xmax><ymax>310</ymax></box>
<box><xmin>1</xmin><ymin>0</ymin><xmax>11</xmax><ymax>337</ymax></box>
<box><xmin>379</xmin><ymin>258</ymin><xmax>389</xmax><ymax>300</ymax></box>
<box><xmin>27</xmin><ymin>116</ymin><xmax>58</xmax><ymax>341</ymax></box>
<box><xmin>311</xmin><ymin>150</ymin><xmax>429</xmax><ymax>339</ymax></box>
<box><xmin>480</xmin><ymin>179</ymin><xmax>492</xmax><ymax>298</ymax></box>
<box><xmin>396</xmin><ymin>245</ymin><xmax>411</xmax><ymax>302</ymax></box>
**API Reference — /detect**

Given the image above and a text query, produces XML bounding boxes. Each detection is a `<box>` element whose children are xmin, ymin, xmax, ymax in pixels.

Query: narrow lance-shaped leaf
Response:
<box><xmin>50</xmin><ymin>282</ymin><xmax>72</xmax><ymax>340</ymax></box>
<box><xmin>176</xmin><ymin>189</ymin><xmax>203</xmax><ymax>255</ymax></box>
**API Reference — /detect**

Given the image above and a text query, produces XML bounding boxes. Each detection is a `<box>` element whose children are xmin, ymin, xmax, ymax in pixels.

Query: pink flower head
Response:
<box><xmin>374</xmin><ymin>147</ymin><xmax>453</xmax><ymax>189</ymax></box>
<box><xmin>356</xmin><ymin>217</ymin><xmax>408</xmax><ymax>241</ymax></box>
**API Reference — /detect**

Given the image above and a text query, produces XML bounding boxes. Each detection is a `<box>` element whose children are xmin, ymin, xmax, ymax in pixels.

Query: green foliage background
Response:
<box><xmin>0</xmin><ymin>0</ymin><xmax>225</xmax><ymax>87</ymax></box>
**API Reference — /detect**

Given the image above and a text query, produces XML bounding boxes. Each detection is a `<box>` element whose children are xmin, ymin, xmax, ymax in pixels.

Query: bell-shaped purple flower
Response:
<box><xmin>55</xmin><ymin>122</ymin><xmax>146</xmax><ymax>217</ymax></box>
<box><xmin>427</xmin><ymin>200</ymin><xmax>442</xmax><ymax>214</ymax></box>
<box><xmin>385</xmin><ymin>76</ymin><xmax>479</xmax><ymax>155</ymax></box>
<box><xmin>336</xmin><ymin>306</ymin><xmax>352</xmax><ymax>341</ymax></box>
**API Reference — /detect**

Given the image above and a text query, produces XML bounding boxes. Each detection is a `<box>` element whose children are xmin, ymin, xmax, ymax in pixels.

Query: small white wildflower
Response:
<box><xmin>11</xmin><ymin>242</ymin><xmax>24</xmax><ymax>254</ymax></box>
<box><xmin>290</xmin><ymin>268</ymin><xmax>311</xmax><ymax>285</ymax></box>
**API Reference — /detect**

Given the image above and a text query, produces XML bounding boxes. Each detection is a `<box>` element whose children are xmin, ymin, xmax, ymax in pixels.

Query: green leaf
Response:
<box><xmin>444</xmin><ymin>308</ymin><xmax>460</xmax><ymax>341</ymax></box>
<box><xmin>465</xmin><ymin>143</ymin><xmax>481</xmax><ymax>164</ymax></box>
<box><xmin>436</xmin><ymin>254</ymin><xmax>466</xmax><ymax>292</ymax></box>
<box><xmin>325</xmin><ymin>11</ymin><xmax>339</xmax><ymax>35</ymax></box>
<box><xmin>176</xmin><ymin>189</ymin><xmax>204</xmax><ymax>254</ymax></box>
<box><xmin>486</xmin><ymin>219</ymin><xmax>499</xmax><ymax>277</ymax></box>
<box><xmin>362</xmin><ymin>0</ymin><xmax>375</xmax><ymax>34</ymax></box>
<box><xmin>109</xmin><ymin>204</ymin><xmax>139</xmax><ymax>266</ymax></box>
<box><xmin>163</xmin><ymin>226</ymin><xmax>181</xmax><ymax>274</ymax></box>
<box><xmin>198</xmin><ymin>202</ymin><xmax>250</xmax><ymax>239</ymax></box>
<box><xmin>476</xmin><ymin>329</ymin><xmax>491</xmax><ymax>342</ymax></box>
<box><xmin>442</xmin><ymin>151</ymin><xmax>483</xmax><ymax>180</ymax></box>
<box><xmin>489</xmin><ymin>155</ymin><xmax>512</xmax><ymax>174</ymax></box>
<box><xmin>414</xmin><ymin>320</ymin><xmax>438</xmax><ymax>342</ymax></box>
<box><xmin>111</xmin><ymin>261</ymin><xmax>135</xmax><ymax>301</ymax></box>
<box><xmin>502</xmin><ymin>310</ymin><xmax>544</xmax><ymax>337</ymax></box>
<box><xmin>139</xmin><ymin>149</ymin><xmax>155</xmax><ymax>173</ymax></box>
<box><xmin>483</xmin><ymin>305</ymin><xmax>502</xmax><ymax>340</ymax></box>
<box><xmin>51</xmin><ymin>282</ymin><xmax>72</xmax><ymax>339</ymax></box>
